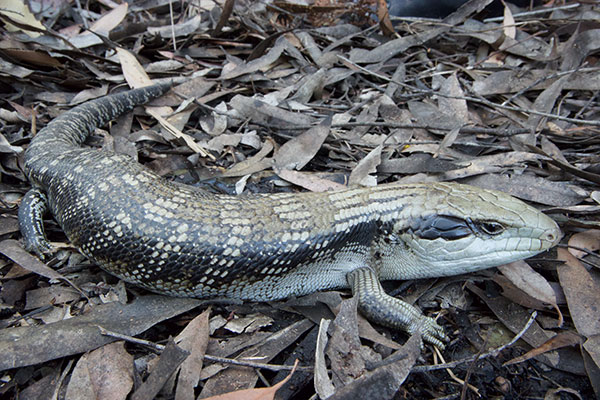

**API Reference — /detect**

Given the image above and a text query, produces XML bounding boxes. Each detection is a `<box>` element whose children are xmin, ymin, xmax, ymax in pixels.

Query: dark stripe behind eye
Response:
<box><xmin>409</xmin><ymin>215</ymin><xmax>472</xmax><ymax>240</ymax></box>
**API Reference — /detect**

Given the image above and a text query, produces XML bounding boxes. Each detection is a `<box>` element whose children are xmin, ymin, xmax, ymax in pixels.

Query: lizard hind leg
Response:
<box><xmin>18</xmin><ymin>188</ymin><xmax>52</xmax><ymax>256</ymax></box>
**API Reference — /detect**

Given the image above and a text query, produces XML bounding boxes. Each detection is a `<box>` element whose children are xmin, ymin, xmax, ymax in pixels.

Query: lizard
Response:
<box><xmin>19</xmin><ymin>83</ymin><xmax>561</xmax><ymax>348</ymax></box>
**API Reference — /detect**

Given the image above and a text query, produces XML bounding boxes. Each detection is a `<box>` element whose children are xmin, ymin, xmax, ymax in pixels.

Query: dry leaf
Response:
<box><xmin>70</xmin><ymin>3</ymin><xmax>128</xmax><ymax>48</ymax></box>
<box><xmin>348</xmin><ymin>145</ymin><xmax>381</xmax><ymax>186</ymax></box>
<box><xmin>274</xmin><ymin>117</ymin><xmax>331</xmax><ymax>170</ymax></box>
<box><xmin>65</xmin><ymin>342</ymin><xmax>134</xmax><ymax>400</ymax></box>
<box><xmin>567</xmin><ymin>230</ymin><xmax>600</xmax><ymax>259</ymax></box>
<box><xmin>503</xmin><ymin>332</ymin><xmax>583</xmax><ymax>366</ymax></box>
<box><xmin>202</xmin><ymin>360</ymin><xmax>298</xmax><ymax>400</ymax></box>
<box><xmin>275</xmin><ymin>169</ymin><xmax>345</xmax><ymax>192</ymax></box>
<box><xmin>502</xmin><ymin>3</ymin><xmax>516</xmax><ymax>39</ymax></box>
<box><xmin>175</xmin><ymin>309</ymin><xmax>211</xmax><ymax>400</ymax></box>
<box><xmin>0</xmin><ymin>0</ymin><xmax>45</xmax><ymax>37</ymax></box>
<box><xmin>556</xmin><ymin>249</ymin><xmax>600</xmax><ymax>338</ymax></box>
<box><xmin>498</xmin><ymin>261</ymin><xmax>562</xmax><ymax>326</ymax></box>
<box><xmin>498</xmin><ymin>261</ymin><xmax>558</xmax><ymax>308</ymax></box>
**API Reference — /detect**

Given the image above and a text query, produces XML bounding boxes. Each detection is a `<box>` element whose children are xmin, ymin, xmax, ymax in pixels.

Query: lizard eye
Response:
<box><xmin>475</xmin><ymin>221</ymin><xmax>504</xmax><ymax>236</ymax></box>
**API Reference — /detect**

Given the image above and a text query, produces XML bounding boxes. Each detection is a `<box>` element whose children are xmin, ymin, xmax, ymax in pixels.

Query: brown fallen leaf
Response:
<box><xmin>567</xmin><ymin>229</ymin><xmax>600</xmax><ymax>259</ymax></box>
<box><xmin>69</xmin><ymin>84</ymin><xmax>109</xmax><ymax>105</ymax></box>
<box><xmin>213</xmin><ymin>0</ymin><xmax>235</xmax><ymax>37</ymax></box>
<box><xmin>314</xmin><ymin>319</ymin><xmax>335</xmax><ymax>398</ymax></box>
<box><xmin>376</xmin><ymin>0</ymin><xmax>395</xmax><ymax>37</ymax></box>
<box><xmin>326</xmin><ymin>297</ymin><xmax>381</xmax><ymax>388</ymax></box>
<box><xmin>229</xmin><ymin>95</ymin><xmax>314</xmax><ymax>126</ymax></box>
<box><xmin>327</xmin><ymin>332</ymin><xmax>421</xmax><ymax>400</ymax></box>
<box><xmin>466</xmin><ymin>283</ymin><xmax>585</xmax><ymax>375</ymax></box>
<box><xmin>290</xmin><ymin>68</ymin><xmax>327</xmax><ymax>103</ymax></box>
<box><xmin>349</xmin><ymin>0</ymin><xmax>493</xmax><ymax>63</ymax></box>
<box><xmin>202</xmin><ymin>360</ymin><xmax>298</xmax><ymax>400</ymax></box>
<box><xmin>221</xmin><ymin>140</ymin><xmax>274</xmax><ymax>178</ymax></box>
<box><xmin>221</xmin><ymin>36</ymin><xmax>288</xmax><ymax>80</ymax></box>
<box><xmin>556</xmin><ymin>248</ymin><xmax>600</xmax><ymax>339</ymax></box>
<box><xmin>223</xmin><ymin>313</ymin><xmax>273</xmax><ymax>334</ymax></box>
<box><xmin>65</xmin><ymin>341</ymin><xmax>134</xmax><ymax>400</ymax></box>
<box><xmin>473</xmin><ymin>69</ymin><xmax>600</xmax><ymax>96</ymax></box>
<box><xmin>357</xmin><ymin>315</ymin><xmax>402</xmax><ymax>351</ymax></box>
<box><xmin>463</xmin><ymin>173</ymin><xmax>586</xmax><ymax>206</ymax></box>
<box><xmin>438</xmin><ymin>73</ymin><xmax>468</xmax><ymax>125</ymax></box>
<box><xmin>442</xmin><ymin>151</ymin><xmax>544</xmax><ymax>181</ymax></box>
<box><xmin>493</xmin><ymin>275</ymin><xmax>554</xmax><ymax>309</ymax></box>
<box><xmin>502</xmin><ymin>2</ymin><xmax>516</xmax><ymax>39</ymax></box>
<box><xmin>0</xmin><ymin>0</ymin><xmax>46</xmax><ymax>37</ymax></box>
<box><xmin>560</xmin><ymin>29</ymin><xmax>600</xmax><ymax>71</ymax></box>
<box><xmin>70</xmin><ymin>3</ymin><xmax>128</xmax><ymax>49</ymax></box>
<box><xmin>498</xmin><ymin>261</ymin><xmax>562</xmax><ymax>327</ymax></box>
<box><xmin>526</xmin><ymin>76</ymin><xmax>569</xmax><ymax>133</ymax></box>
<box><xmin>582</xmin><ymin>335</ymin><xmax>600</xmax><ymax>395</ymax></box>
<box><xmin>116</xmin><ymin>51</ymin><xmax>209</xmax><ymax>158</ymax></box>
<box><xmin>25</xmin><ymin>285</ymin><xmax>81</xmax><ymax>310</ymax></box>
<box><xmin>199</xmin><ymin>319</ymin><xmax>313</xmax><ymax>398</ymax></box>
<box><xmin>504</xmin><ymin>332</ymin><xmax>583</xmax><ymax>367</ymax></box>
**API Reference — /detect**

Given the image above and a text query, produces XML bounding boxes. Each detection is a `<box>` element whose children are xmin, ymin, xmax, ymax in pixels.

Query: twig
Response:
<box><xmin>337</xmin><ymin>55</ymin><xmax>600</xmax><ymax>127</ymax></box>
<box><xmin>52</xmin><ymin>359</ymin><xmax>75</xmax><ymax>400</ymax></box>
<box><xmin>501</xmin><ymin>68</ymin><xmax>584</xmax><ymax>107</ymax></box>
<box><xmin>97</xmin><ymin>325</ymin><xmax>313</xmax><ymax>372</ymax></box>
<box><xmin>484</xmin><ymin>3</ymin><xmax>581</xmax><ymax>23</ymax></box>
<box><xmin>262</xmin><ymin>120</ymin><xmax>531</xmax><ymax>137</ymax></box>
<box><xmin>330</xmin><ymin>122</ymin><xmax>530</xmax><ymax>136</ymax></box>
<box><xmin>412</xmin><ymin>311</ymin><xmax>538</xmax><ymax>373</ymax></box>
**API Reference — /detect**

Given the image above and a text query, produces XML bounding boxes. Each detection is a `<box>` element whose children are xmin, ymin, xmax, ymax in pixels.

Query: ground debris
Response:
<box><xmin>0</xmin><ymin>0</ymin><xmax>598</xmax><ymax>398</ymax></box>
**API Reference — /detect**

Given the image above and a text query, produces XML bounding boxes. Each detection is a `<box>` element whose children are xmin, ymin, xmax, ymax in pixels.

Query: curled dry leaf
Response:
<box><xmin>348</xmin><ymin>145</ymin><xmax>381</xmax><ymax>186</ymax></box>
<box><xmin>498</xmin><ymin>261</ymin><xmax>559</xmax><ymax>308</ymax></box>
<box><xmin>70</xmin><ymin>3</ymin><xmax>128</xmax><ymax>48</ymax></box>
<box><xmin>202</xmin><ymin>360</ymin><xmax>298</xmax><ymax>400</ymax></box>
<box><xmin>503</xmin><ymin>331</ymin><xmax>583</xmax><ymax>367</ymax></box>
<box><xmin>567</xmin><ymin>230</ymin><xmax>600</xmax><ymax>259</ymax></box>
<box><xmin>502</xmin><ymin>3</ymin><xmax>516</xmax><ymax>39</ymax></box>
<box><xmin>1</xmin><ymin>0</ymin><xmax>46</xmax><ymax>37</ymax></box>
<box><xmin>223</xmin><ymin>313</ymin><xmax>273</xmax><ymax>334</ymax></box>
<box><xmin>314</xmin><ymin>319</ymin><xmax>335</xmax><ymax>399</ymax></box>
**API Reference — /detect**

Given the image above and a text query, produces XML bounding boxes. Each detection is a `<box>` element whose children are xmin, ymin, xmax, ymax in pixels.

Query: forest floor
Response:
<box><xmin>1</xmin><ymin>0</ymin><xmax>599</xmax><ymax>399</ymax></box>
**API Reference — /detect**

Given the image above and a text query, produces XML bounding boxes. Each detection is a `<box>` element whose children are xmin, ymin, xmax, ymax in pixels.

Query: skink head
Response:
<box><xmin>379</xmin><ymin>182</ymin><xmax>561</xmax><ymax>279</ymax></box>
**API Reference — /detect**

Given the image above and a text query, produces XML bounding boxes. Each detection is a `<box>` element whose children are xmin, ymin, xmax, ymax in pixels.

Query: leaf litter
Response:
<box><xmin>1</xmin><ymin>0</ymin><xmax>599</xmax><ymax>398</ymax></box>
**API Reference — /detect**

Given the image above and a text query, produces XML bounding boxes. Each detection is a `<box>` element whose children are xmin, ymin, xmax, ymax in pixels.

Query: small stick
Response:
<box><xmin>97</xmin><ymin>325</ymin><xmax>313</xmax><ymax>372</ymax></box>
<box><xmin>412</xmin><ymin>311</ymin><xmax>538</xmax><ymax>373</ymax></box>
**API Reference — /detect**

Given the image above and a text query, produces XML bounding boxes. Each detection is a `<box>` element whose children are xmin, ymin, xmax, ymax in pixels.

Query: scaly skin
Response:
<box><xmin>19</xmin><ymin>84</ymin><xmax>561</xmax><ymax>348</ymax></box>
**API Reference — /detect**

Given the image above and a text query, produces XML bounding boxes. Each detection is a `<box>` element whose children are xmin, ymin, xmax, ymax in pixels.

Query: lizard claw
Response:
<box><xmin>23</xmin><ymin>237</ymin><xmax>54</xmax><ymax>260</ymax></box>
<box><xmin>413</xmin><ymin>314</ymin><xmax>447</xmax><ymax>350</ymax></box>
